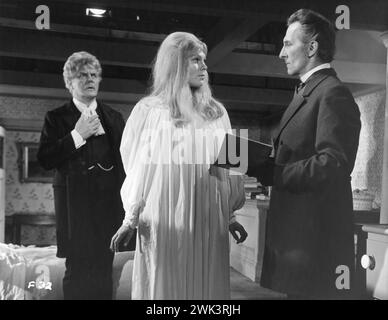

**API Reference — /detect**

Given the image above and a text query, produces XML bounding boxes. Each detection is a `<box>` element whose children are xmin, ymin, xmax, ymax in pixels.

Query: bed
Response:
<box><xmin>0</xmin><ymin>243</ymin><xmax>134</xmax><ymax>300</ymax></box>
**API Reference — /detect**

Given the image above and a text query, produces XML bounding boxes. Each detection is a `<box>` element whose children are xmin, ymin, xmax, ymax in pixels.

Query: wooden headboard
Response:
<box><xmin>5</xmin><ymin>213</ymin><xmax>56</xmax><ymax>246</ymax></box>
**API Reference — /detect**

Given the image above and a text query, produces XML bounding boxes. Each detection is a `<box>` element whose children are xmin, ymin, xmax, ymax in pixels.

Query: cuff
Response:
<box><xmin>122</xmin><ymin>218</ymin><xmax>137</xmax><ymax>230</ymax></box>
<box><xmin>122</xmin><ymin>199</ymin><xmax>146</xmax><ymax>229</ymax></box>
<box><xmin>229</xmin><ymin>214</ymin><xmax>237</xmax><ymax>225</ymax></box>
<box><xmin>71</xmin><ymin>129</ymin><xmax>86</xmax><ymax>149</ymax></box>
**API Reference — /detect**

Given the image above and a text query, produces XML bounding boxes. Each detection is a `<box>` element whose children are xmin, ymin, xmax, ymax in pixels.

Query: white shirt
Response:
<box><xmin>300</xmin><ymin>63</ymin><xmax>331</xmax><ymax>83</ymax></box>
<box><xmin>71</xmin><ymin>98</ymin><xmax>105</xmax><ymax>149</ymax></box>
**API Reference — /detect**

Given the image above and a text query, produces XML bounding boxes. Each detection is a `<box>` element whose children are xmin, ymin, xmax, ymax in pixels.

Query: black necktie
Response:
<box><xmin>295</xmin><ymin>81</ymin><xmax>306</xmax><ymax>94</ymax></box>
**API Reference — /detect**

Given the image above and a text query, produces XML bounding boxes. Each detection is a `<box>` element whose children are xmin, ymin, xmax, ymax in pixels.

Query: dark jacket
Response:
<box><xmin>37</xmin><ymin>100</ymin><xmax>126</xmax><ymax>258</ymax></box>
<box><xmin>260</xmin><ymin>69</ymin><xmax>361</xmax><ymax>298</ymax></box>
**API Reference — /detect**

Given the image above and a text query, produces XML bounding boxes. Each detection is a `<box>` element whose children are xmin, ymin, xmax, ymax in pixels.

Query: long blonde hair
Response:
<box><xmin>150</xmin><ymin>32</ymin><xmax>224</xmax><ymax>125</ymax></box>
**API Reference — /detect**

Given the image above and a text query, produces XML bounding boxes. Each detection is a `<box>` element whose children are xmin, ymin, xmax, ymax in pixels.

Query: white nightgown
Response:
<box><xmin>120</xmin><ymin>96</ymin><xmax>245</xmax><ymax>300</ymax></box>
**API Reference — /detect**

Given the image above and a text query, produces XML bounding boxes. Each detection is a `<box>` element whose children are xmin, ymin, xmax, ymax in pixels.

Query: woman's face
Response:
<box><xmin>187</xmin><ymin>49</ymin><xmax>207</xmax><ymax>89</ymax></box>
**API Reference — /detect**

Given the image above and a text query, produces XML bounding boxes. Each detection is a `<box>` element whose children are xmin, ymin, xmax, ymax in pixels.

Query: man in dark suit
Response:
<box><xmin>257</xmin><ymin>9</ymin><xmax>361</xmax><ymax>299</ymax></box>
<box><xmin>37</xmin><ymin>51</ymin><xmax>126</xmax><ymax>299</ymax></box>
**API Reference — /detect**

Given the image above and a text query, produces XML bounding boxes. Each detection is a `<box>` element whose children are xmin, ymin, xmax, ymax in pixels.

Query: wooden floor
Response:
<box><xmin>230</xmin><ymin>268</ymin><xmax>287</xmax><ymax>300</ymax></box>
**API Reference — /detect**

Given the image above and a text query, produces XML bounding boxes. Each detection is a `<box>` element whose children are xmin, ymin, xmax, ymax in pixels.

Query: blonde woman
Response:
<box><xmin>110</xmin><ymin>32</ymin><xmax>248</xmax><ymax>300</ymax></box>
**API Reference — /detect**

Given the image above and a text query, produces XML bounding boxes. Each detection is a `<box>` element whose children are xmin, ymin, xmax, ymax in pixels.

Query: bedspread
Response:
<box><xmin>0</xmin><ymin>243</ymin><xmax>134</xmax><ymax>300</ymax></box>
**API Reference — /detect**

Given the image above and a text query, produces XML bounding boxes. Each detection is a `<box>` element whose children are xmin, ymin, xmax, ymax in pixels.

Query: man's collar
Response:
<box><xmin>72</xmin><ymin>97</ymin><xmax>97</xmax><ymax>112</ymax></box>
<box><xmin>300</xmin><ymin>63</ymin><xmax>331</xmax><ymax>83</ymax></box>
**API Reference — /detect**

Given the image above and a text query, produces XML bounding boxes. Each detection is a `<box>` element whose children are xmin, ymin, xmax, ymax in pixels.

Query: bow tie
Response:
<box><xmin>295</xmin><ymin>81</ymin><xmax>306</xmax><ymax>94</ymax></box>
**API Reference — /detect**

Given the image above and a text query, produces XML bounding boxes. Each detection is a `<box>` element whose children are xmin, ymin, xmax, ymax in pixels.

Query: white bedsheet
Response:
<box><xmin>0</xmin><ymin>243</ymin><xmax>134</xmax><ymax>300</ymax></box>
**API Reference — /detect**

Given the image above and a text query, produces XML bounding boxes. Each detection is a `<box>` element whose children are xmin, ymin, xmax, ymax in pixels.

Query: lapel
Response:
<box><xmin>64</xmin><ymin>100</ymin><xmax>81</xmax><ymax>129</ymax></box>
<box><xmin>96</xmin><ymin>101</ymin><xmax>117</xmax><ymax>147</ymax></box>
<box><xmin>274</xmin><ymin>68</ymin><xmax>336</xmax><ymax>144</ymax></box>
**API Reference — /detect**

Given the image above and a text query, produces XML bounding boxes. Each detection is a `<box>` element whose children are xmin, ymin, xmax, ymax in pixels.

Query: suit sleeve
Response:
<box><xmin>37</xmin><ymin>112</ymin><xmax>78</xmax><ymax>170</ymax></box>
<box><xmin>218</xmin><ymin>105</ymin><xmax>246</xmax><ymax>223</ymax></box>
<box><xmin>273</xmin><ymin>85</ymin><xmax>361</xmax><ymax>193</ymax></box>
<box><xmin>227</xmin><ymin>174</ymin><xmax>246</xmax><ymax>223</ymax></box>
<box><xmin>114</xmin><ymin>111</ymin><xmax>126</xmax><ymax>187</ymax></box>
<box><xmin>116</xmin><ymin>111</ymin><xmax>126</xmax><ymax>140</ymax></box>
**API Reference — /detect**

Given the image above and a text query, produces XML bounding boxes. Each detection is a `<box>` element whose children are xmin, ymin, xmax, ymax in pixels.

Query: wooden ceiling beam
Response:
<box><xmin>0</xmin><ymin>70</ymin><xmax>293</xmax><ymax>106</ymax></box>
<box><xmin>1</xmin><ymin>0</ymin><xmax>387</xmax><ymax>31</ymax></box>
<box><xmin>0</xmin><ymin>17</ymin><xmax>167</xmax><ymax>42</ymax></box>
<box><xmin>0</xmin><ymin>28</ymin><xmax>157</xmax><ymax>68</ymax></box>
<box><xmin>213</xmin><ymin>85</ymin><xmax>292</xmax><ymax>106</ymax></box>
<box><xmin>206</xmin><ymin>16</ymin><xmax>271</xmax><ymax>67</ymax></box>
<box><xmin>1</xmin><ymin>27</ymin><xmax>385</xmax><ymax>85</ymax></box>
<box><xmin>20</xmin><ymin>0</ymin><xmax>279</xmax><ymax>19</ymax></box>
<box><xmin>210</xmin><ymin>52</ymin><xmax>386</xmax><ymax>85</ymax></box>
<box><xmin>14</xmin><ymin>0</ymin><xmax>387</xmax><ymax>30</ymax></box>
<box><xmin>0</xmin><ymin>70</ymin><xmax>148</xmax><ymax>94</ymax></box>
<box><xmin>0</xmin><ymin>84</ymin><xmax>143</xmax><ymax>104</ymax></box>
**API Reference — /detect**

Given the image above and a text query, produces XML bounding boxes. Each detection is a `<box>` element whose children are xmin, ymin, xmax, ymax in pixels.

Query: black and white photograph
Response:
<box><xmin>0</xmin><ymin>0</ymin><xmax>387</xmax><ymax>307</ymax></box>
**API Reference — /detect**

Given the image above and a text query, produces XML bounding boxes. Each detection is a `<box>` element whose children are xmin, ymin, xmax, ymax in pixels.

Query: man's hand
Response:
<box><xmin>74</xmin><ymin>113</ymin><xmax>101</xmax><ymax>140</ymax></box>
<box><xmin>110</xmin><ymin>224</ymin><xmax>135</xmax><ymax>252</ymax></box>
<box><xmin>229</xmin><ymin>221</ymin><xmax>248</xmax><ymax>244</ymax></box>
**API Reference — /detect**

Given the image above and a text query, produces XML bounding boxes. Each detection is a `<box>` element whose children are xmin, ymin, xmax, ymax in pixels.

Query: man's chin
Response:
<box><xmin>286</xmin><ymin>68</ymin><xmax>296</xmax><ymax>76</ymax></box>
<box><xmin>85</xmin><ymin>92</ymin><xmax>98</xmax><ymax>98</ymax></box>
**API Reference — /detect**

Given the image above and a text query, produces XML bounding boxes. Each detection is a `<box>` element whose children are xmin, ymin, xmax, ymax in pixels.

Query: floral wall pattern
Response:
<box><xmin>352</xmin><ymin>89</ymin><xmax>386</xmax><ymax>208</ymax></box>
<box><xmin>4</xmin><ymin>131</ymin><xmax>55</xmax><ymax>216</ymax></box>
<box><xmin>0</xmin><ymin>96</ymin><xmax>132</xmax><ymax>121</ymax></box>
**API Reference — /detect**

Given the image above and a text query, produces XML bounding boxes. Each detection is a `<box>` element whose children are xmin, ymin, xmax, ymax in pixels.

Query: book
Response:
<box><xmin>213</xmin><ymin>133</ymin><xmax>273</xmax><ymax>176</ymax></box>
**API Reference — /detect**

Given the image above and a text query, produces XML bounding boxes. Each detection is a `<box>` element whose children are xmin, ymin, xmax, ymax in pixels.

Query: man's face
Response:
<box><xmin>187</xmin><ymin>50</ymin><xmax>208</xmax><ymax>89</ymax></box>
<box><xmin>279</xmin><ymin>22</ymin><xmax>310</xmax><ymax>76</ymax></box>
<box><xmin>69</xmin><ymin>64</ymin><xmax>101</xmax><ymax>103</ymax></box>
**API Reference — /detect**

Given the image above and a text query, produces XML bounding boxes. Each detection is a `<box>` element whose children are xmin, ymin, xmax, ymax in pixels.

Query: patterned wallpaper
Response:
<box><xmin>20</xmin><ymin>225</ymin><xmax>57</xmax><ymax>246</ymax></box>
<box><xmin>4</xmin><ymin>131</ymin><xmax>55</xmax><ymax>216</ymax></box>
<box><xmin>0</xmin><ymin>97</ymin><xmax>65</xmax><ymax>120</ymax></box>
<box><xmin>0</xmin><ymin>96</ymin><xmax>132</xmax><ymax>120</ymax></box>
<box><xmin>351</xmin><ymin>89</ymin><xmax>386</xmax><ymax>208</ymax></box>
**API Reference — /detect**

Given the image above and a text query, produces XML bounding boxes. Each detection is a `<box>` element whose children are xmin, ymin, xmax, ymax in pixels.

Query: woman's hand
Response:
<box><xmin>229</xmin><ymin>221</ymin><xmax>248</xmax><ymax>244</ymax></box>
<box><xmin>110</xmin><ymin>224</ymin><xmax>135</xmax><ymax>252</ymax></box>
